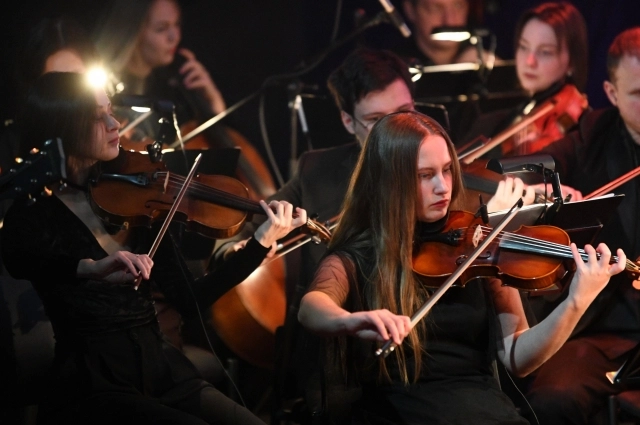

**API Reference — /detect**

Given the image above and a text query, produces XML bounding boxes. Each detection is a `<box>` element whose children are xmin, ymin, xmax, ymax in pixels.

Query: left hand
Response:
<box><xmin>567</xmin><ymin>243</ymin><xmax>626</xmax><ymax>309</ymax></box>
<box><xmin>253</xmin><ymin>200</ymin><xmax>308</xmax><ymax>249</ymax></box>
<box><xmin>178</xmin><ymin>48</ymin><xmax>226</xmax><ymax>115</ymax></box>
<box><xmin>486</xmin><ymin>176</ymin><xmax>536</xmax><ymax>213</ymax></box>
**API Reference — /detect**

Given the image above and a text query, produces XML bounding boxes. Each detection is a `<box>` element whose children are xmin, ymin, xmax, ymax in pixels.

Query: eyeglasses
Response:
<box><xmin>350</xmin><ymin>105</ymin><xmax>417</xmax><ymax>131</ymax></box>
<box><xmin>352</xmin><ymin>115</ymin><xmax>378</xmax><ymax>131</ymax></box>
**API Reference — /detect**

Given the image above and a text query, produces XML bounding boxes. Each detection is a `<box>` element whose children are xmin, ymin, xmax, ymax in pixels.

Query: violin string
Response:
<box><xmin>479</xmin><ymin>227</ymin><xmax>638</xmax><ymax>270</ymax></box>
<box><xmin>157</xmin><ymin>172</ymin><xmax>262</xmax><ymax>211</ymax></box>
<box><xmin>155</xmin><ymin>173</ymin><xmax>332</xmax><ymax>240</ymax></box>
<box><xmin>451</xmin><ymin>225</ymin><xmax>634</xmax><ymax>269</ymax></box>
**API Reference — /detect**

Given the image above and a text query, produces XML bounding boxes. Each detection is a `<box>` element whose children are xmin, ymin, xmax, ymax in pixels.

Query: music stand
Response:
<box><xmin>487</xmin><ymin>194</ymin><xmax>625</xmax><ymax>294</ymax></box>
<box><xmin>415</xmin><ymin>102</ymin><xmax>451</xmax><ymax>132</ymax></box>
<box><xmin>412</xmin><ymin>60</ymin><xmax>526</xmax><ymax>109</ymax></box>
<box><xmin>543</xmin><ymin>194</ymin><xmax>624</xmax><ymax>247</ymax></box>
<box><xmin>607</xmin><ymin>341</ymin><xmax>640</xmax><ymax>389</ymax></box>
<box><xmin>160</xmin><ymin>147</ymin><xmax>240</xmax><ymax>177</ymax></box>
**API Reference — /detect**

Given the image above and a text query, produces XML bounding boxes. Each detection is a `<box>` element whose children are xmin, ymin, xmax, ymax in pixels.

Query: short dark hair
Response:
<box><xmin>20</xmin><ymin>72</ymin><xmax>96</xmax><ymax>161</ymax></box>
<box><xmin>327</xmin><ymin>48</ymin><xmax>414</xmax><ymax>116</ymax></box>
<box><xmin>606</xmin><ymin>27</ymin><xmax>640</xmax><ymax>83</ymax></box>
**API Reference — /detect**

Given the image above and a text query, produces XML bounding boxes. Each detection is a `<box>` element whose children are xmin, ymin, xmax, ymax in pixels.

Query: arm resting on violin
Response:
<box><xmin>493</xmin><ymin>243</ymin><xmax>626</xmax><ymax>377</ymax></box>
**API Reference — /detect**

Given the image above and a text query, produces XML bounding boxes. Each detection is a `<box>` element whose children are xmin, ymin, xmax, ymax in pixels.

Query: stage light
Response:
<box><xmin>86</xmin><ymin>67</ymin><xmax>107</xmax><ymax>89</ymax></box>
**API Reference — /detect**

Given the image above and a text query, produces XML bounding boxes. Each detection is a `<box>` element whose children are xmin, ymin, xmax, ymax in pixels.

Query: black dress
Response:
<box><xmin>1</xmin><ymin>193</ymin><xmax>269</xmax><ymax>425</ymax></box>
<box><xmin>308</xmin><ymin>233</ymin><xmax>530</xmax><ymax>425</ymax></box>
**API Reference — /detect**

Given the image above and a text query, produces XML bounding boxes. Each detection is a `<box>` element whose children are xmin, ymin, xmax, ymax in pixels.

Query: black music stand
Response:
<box><xmin>608</xmin><ymin>341</ymin><xmax>640</xmax><ymax>389</ymax></box>
<box><xmin>161</xmin><ymin>147</ymin><xmax>240</xmax><ymax>177</ymax></box>
<box><xmin>543</xmin><ymin>194</ymin><xmax>624</xmax><ymax>248</ymax></box>
<box><xmin>412</xmin><ymin>60</ymin><xmax>526</xmax><ymax>110</ymax></box>
<box><xmin>415</xmin><ymin>102</ymin><xmax>451</xmax><ymax>132</ymax></box>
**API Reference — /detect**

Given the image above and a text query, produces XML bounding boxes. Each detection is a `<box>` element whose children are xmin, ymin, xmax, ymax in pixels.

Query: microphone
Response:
<box><xmin>378</xmin><ymin>0</ymin><xmax>411</xmax><ymax>38</ymax></box>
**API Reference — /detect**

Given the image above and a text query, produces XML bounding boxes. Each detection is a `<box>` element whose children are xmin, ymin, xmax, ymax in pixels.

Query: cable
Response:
<box><xmin>258</xmin><ymin>92</ymin><xmax>285</xmax><ymax>187</ymax></box>
<box><xmin>169</xmin><ymin>233</ymin><xmax>248</xmax><ymax>408</ymax></box>
<box><xmin>501</xmin><ymin>365</ymin><xmax>540</xmax><ymax>425</ymax></box>
<box><xmin>257</xmin><ymin>10</ymin><xmax>387</xmax><ymax>187</ymax></box>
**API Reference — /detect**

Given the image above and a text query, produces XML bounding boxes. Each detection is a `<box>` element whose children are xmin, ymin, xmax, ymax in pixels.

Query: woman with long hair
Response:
<box><xmin>298</xmin><ymin>110</ymin><xmax>625</xmax><ymax>424</ymax></box>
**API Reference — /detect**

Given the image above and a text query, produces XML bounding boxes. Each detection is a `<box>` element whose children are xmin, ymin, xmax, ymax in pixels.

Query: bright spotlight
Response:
<box><xmin>86</xmin><ymin>67</ymin><xmax>108</xmax><ymax>89</ymax></box>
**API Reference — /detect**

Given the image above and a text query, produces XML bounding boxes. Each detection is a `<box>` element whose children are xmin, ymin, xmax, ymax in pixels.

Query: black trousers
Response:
<box><xmin>37</xmin><ymin>323</ymin><xmax>264</xmax><ymax>425</ymax></box>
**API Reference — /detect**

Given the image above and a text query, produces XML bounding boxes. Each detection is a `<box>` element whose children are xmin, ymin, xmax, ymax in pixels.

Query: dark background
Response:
<box><xmin>1</xmin><ymin>1</ymin><xmax>640</xmax><ymax>419</ymax></box>
<box><xmin>2</xmin><ymin>0</ymin><xmax>640</xmax><ymax>184</ymax></box>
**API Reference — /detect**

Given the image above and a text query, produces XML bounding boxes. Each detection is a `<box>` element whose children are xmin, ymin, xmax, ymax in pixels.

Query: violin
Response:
<box><xmin>88</xmin><ymin>148</ymin><xmax>330</xmax><ymax>241</ymax></box>
<box><xmin>458</xmin><ymin>83</ymin><xmax>588</xmax><ymax>164</ymax></box>
<box><xmin>412</xmin><ymin>210</ymin><xmax>640</xmax><ymax>291</ymax></box>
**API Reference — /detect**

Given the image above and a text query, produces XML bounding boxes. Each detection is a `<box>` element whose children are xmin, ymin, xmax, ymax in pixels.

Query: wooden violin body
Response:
<box><xmin>502</xmin><ymin>84</ymin><xmax>588</xmax><ymax>156</ymax></box>
<box><xmin>89</xmin><ymin>148</ymin><xmax>332</xmax><ymax>369</ymax></box>
<box><xmin>413</xmin><ymin>210</ymin><xmax>572</xmax><ymax>291</ymax></box>
<box><xmin>90</xmin><ymin>149</ymin><xmax>254</xmax><ymax>239</ymax></box>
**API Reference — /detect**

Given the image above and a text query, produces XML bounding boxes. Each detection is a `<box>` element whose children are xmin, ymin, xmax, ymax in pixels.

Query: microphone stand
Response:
<box><xmin>168</xmin><ymin>11</ymin><xmax>392</xmax><ymax>186</ymax></box>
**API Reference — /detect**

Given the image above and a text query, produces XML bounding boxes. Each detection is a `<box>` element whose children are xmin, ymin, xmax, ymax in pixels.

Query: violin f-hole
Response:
<box><xmin>456</xmin><ymin>250</ymin><xmax>492</xmax><ymax>265</ymax></box>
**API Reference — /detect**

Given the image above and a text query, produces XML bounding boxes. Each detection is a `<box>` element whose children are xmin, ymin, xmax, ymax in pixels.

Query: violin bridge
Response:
<box><xmin>472</xmin><ymin>225</ymin><xmax>483</xmax><ymax>248</ymax></box>
<box><xmin>163</xmin><ymin>172</ymin><xmax>169</xmax><ymax>193</ymax></box>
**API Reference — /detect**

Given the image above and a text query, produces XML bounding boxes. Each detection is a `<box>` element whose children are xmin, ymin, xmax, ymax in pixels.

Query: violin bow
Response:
<box><xmin>375</xmin><ymin>198</ymin><xmax>524</xmax><ymax>358</ymax></box>
<box><xmin>584</xmin><ymin>164</ymin><xmax>640</xmax><ymax>200</ymax></box>
<box><xmin>134</xmin><ymin>153</ymin><xmax>203</xmax><ymax>290</ymax></box>
<box><xmin>458</xmin><ymin>103</ymin><xmax>555</xmax><ymax>165</ymax></box>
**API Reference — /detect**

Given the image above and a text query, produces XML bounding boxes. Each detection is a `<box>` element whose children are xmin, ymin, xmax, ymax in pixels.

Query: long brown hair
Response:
<box><xmin>329</xmin><ymin>111</ymin><xmax>463</xmax><ymax>383</ymax></box>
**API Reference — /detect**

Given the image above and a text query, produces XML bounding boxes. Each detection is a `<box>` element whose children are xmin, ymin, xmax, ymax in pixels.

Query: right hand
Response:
<box><xmin>487</xmin><ymin>176</ymin><xmax>536</xmax><ymax>212</ymax></box>
<box><xmin>83</xmin><ymin>251</ymin><xmax>153</xmax><ymax>286</ymax></box>
<box><xmin>343</xmin><ymin>309</ymin><xmax>411</xmax><ymax>345</ymax></box>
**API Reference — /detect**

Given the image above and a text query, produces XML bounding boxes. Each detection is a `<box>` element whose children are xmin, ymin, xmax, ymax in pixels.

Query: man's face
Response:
<box><xmin>604</xmin><ymin>54</ymin><xmax>640</xmax><ymax>145</ymax></box>
<box><xmin>341</xmin><ymin>78</ymin><xmax>415</xmax><ymax>144</ymax></box>
<box><xmin>404</xmin><ymin>0</ymin><xmax>469</xmax><ymax>54</ymax></box>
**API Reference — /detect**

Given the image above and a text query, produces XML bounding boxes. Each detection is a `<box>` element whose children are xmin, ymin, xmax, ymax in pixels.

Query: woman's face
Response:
<box><xmin>137</xmin><ymin>0</ymin><xmax>181</xmax><ymax>68</ymax></box>
<box><xmin>86</xmin><ymin>88</ymin><xmax>121</xmax><ymax>163</ymax></box>
<box><xmin>516</xmin><ymin>18</ymin><xmax>571</xmax><ymax>95</ymax></box>
<box><xmin>415</xmin><ymin>135</ymin><xmax>453</xmax><ymax>223</ymax></box>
